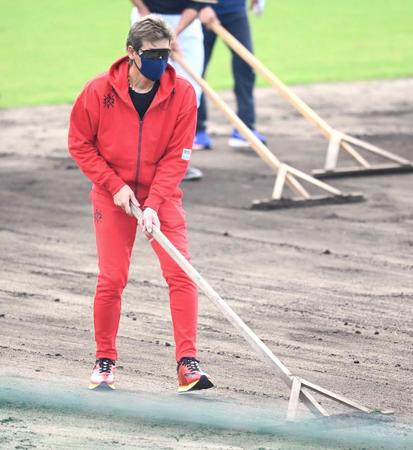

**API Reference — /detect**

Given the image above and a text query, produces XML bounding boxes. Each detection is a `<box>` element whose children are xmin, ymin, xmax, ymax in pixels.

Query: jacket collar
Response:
<box><xmin>109</xmin><ymin>55</ymin><xmax>176</xmax><ymax>110</ymax></box>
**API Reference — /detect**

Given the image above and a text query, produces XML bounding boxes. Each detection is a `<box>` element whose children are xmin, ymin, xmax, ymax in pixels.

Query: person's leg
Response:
<box><xmin>159</xmin><ymin>14</ymin><xmax>204</xmax><ymax>180</ymax></box>
<box><xmin>91</xmin><ymin>190</ymin><xmax>137</xmax><ymax>361</ymax></box>
<box><xmin>196</xmin><ymin>94</ymin><xmax>208</xmax><ymax>134</ymax></box>
<box><xmin>196</xmin><ymin>28</ymin><xmax>217</xmax><ymax>134</ymax></box>
<box><xmin>222</xmin><ymin>11</ymin><xmax>256</xmax><ymax>129</ymax></box>
<box><xmin>150</xmin><ymin>200</ymin><xmax>198</xmax><ymax>361</ymax></box>
<box><xmin>160</xmin><ymin>14</ymin><xmax>204</xmax><ymax>106</ymax></box>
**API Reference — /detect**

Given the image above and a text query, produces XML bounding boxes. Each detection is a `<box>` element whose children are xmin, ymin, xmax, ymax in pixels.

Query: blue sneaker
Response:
<box><xmin>193</xmin><ymin>130</ymin><xmax>213</xmax><ymax>150</ymax></box>
<box><xmin>228</xmin><ymin>128</ymin><xmax>267</xmax><ymax>148</ymax></box>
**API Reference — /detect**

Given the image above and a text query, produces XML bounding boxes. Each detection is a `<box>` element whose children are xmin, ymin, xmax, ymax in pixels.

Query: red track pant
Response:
<box><xmin>90</xmin><ymin>189</ymin><xmax>198</xmax><ymax>362</ymax></box>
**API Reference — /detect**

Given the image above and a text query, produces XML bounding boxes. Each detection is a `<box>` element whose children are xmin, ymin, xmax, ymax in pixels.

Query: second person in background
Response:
<box><xmin>195</xmin><ymin>0</ymin><xmax>267</xmax><ymax>150</ymax></box>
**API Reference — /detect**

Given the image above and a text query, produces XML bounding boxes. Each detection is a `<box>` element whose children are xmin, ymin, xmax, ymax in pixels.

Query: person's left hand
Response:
<box><xmin>139</xmin><ymin>207</ymin><xmax>160</xmax><ymax>238</ymax></box>
<box><xmin>250</xmin><ymin>0</ymin><xmax>266</xmax><ymax>15</ymax></box>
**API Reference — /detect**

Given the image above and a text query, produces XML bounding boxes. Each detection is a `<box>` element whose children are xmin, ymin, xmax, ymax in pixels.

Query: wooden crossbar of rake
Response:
<box><xmin>131</xmin><ymin>204</ymin><xmax>394</xmax><ymax>421</ymax></box>
<box><xmin>173</xmin><ymin>53</ymin><xmax>363</xmax><ymax>210</ymax></box>
<box><xmin>209</xmin><ymin>22</ymin><xmax>413</xmax><ymax>180</ymax></box>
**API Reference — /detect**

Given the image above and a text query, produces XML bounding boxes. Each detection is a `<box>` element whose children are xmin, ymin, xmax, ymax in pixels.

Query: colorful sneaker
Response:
<box><xmin>89</xmin><ymin>358</ymin><xmax>116</xmax><ymax>390</ymax></box>
<box><xmin>193</xmin><ymin>130</ymin><xmax>213</xmax><ymax>150</ymax></box>
<box><xmin>177</xmin><ymin>357</ymin><xmax>214</xmax><ymax>393</ymax></box>
<box><xmin>228</xmin><ymin>128</ymin><xmax>267</xmax><ymax>148</ymax></box>
<box><xmin>183</xmin><ymin>166</ymin><xmax>203</xmax><ymax>181</ymax></box>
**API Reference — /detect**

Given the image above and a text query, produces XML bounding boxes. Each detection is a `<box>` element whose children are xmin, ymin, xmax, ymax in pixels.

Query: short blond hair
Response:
<box><xmin>126</xmin><ymin>16</ymin><xmax>173</xmax><ymax>51</ymax></box>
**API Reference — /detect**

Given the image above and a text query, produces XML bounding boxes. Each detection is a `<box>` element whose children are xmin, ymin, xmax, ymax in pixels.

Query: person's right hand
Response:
<box><xmin>113</xmin><ymin>185</ymin><xmax>140</xmax><ymax>217</ymax></box>
<box><xmin>199</xmin><ymin>7</ymin><xmax>219</xmax><ymax>28</ymax></box>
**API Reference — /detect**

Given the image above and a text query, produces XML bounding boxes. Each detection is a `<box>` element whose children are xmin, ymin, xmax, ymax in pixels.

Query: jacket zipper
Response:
<box><xmin>133</xmin><ymin>118</ymin><xmax>144</xmax><ymax>197</ymax></box>
<box><xmin>132</xmin><ymin>87</ymin><xmax>174</xmax><ymax>198</ymax></box>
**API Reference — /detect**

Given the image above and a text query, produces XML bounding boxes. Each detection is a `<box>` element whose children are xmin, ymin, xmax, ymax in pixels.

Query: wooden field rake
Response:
<box><xmin>132</xmin><ymin>204</ymin><xmax>394</xmax><ymax>421</ymax></box>
<box><xmin>208</xmin><ymin>22</ymin><xmax>413</xmax><ymax>180</ymax></box>
<box><xmin>174</xmin><ymin>53</ymin><xmax>364</xmax><ymax>210</ymax></box>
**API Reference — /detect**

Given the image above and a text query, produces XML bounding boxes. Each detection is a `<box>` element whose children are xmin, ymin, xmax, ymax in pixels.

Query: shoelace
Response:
<box><xmin>97</xmin><ymin>358</ymin><xmax>114</xmax><ymax>374</ymax></box>
<box><xmin>180</xmin><ymin>358</ymin><xmax>200</xmax><ymax>373</ymax></box>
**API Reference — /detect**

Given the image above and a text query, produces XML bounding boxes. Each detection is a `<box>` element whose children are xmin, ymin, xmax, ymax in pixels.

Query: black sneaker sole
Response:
<box><xmin>178</xmin><ymin>375</ymin><xmax>214</xmax><ymax>393</ymax></box>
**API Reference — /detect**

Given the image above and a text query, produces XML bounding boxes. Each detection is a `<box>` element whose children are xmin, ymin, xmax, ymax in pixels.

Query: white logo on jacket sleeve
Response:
<box><xmin>181</xmin><ymin>148</ymin><xmax>192</xmax><ymax>161</ymax></box>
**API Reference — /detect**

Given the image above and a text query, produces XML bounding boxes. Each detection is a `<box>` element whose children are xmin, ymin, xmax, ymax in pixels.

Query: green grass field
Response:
<box><xmin>1</xmin><ymin>0</ymin><xmax>413</xmax><ymax>107</ymax></box>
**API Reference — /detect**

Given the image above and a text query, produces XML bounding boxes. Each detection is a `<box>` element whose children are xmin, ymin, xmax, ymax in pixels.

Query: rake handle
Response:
<box><xmin>210</xmin><ymin>22</ymin><xmax>335</xmax><ymax>139</ymax></box>
<box><xmin>172</xmin><ymin>52</ymin><xmax>310</xmax><ymax>199</ymax></box>
<box><xmin>130</xmin><ymin>203</ymin><xmax>293</xmax><ymax>385</ymax></box>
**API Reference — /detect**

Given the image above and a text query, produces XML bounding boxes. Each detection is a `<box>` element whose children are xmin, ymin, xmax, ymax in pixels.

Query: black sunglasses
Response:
<box><xmin>137</xmin><ymin>48</ymin><xmax>171</xmax><ymax>60</ymax></box>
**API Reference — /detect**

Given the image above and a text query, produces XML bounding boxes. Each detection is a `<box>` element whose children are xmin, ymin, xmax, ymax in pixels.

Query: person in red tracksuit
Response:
<box><xmin>68</xmin><ymin>16</ymin><xmax>213</xmax><ymax>393</ymax></box>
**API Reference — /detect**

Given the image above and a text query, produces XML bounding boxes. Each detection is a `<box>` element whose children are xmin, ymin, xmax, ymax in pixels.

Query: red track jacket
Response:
<box><xmin>68</xmin><ymin>56</ymin><xmax>197</xmax><ymax>212</ymax></box>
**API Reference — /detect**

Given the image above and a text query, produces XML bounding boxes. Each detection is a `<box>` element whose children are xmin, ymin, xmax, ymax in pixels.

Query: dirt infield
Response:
<box><xmin>0</xmin><ymin>79</ymin><xmax>412</xmax><ymax>449</ymax></box>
